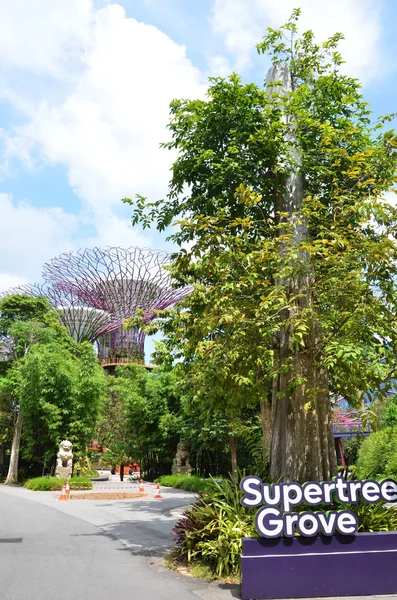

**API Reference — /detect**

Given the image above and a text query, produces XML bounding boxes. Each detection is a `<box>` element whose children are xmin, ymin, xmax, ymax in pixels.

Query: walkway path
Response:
<box><xmin>0</xmin><ymin>484</ymin><xmax>238</xmax><ymax>600</ymax></box>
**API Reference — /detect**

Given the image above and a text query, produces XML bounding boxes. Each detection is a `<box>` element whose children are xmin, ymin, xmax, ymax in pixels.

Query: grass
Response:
<box><xmin>155</xmin><ymin>474</ymin><xmax>213</xmax><ymax>492</ymax></box>
<box><xmin>165</xmin><ymin>552</ymin><xmax>239</xmax><ymax>584</ymax></box>
<box><xmin>24</xmin><ymin>476</ymin><xmax>92</xmax><ymax>491</ymax></box>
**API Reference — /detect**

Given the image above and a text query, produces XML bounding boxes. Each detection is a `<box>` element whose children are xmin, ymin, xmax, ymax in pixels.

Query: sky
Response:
<box><xmin>0</xmin><ymin>0</ymin><xmax>396</xmax><ymax>358</ymax></box>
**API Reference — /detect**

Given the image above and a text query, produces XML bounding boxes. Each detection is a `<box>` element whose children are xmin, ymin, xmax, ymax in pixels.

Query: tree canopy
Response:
<box><xmin>125</xmin><ymin>12</ymin><xmax>397</xmax><ymax>481</ymax></box>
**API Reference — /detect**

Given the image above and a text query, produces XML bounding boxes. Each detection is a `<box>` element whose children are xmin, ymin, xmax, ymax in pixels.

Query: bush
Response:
<box><xmin>24</xmin><ymin>476</ymin><xmax>92</xmax><ymax>491</ymax></box>
<box><xmin>341</xmin><ymin>436</ymin><xmax>365</xmax><ymax>466</ymax></box>
<box><xmin>171</xmin><ymin>475</ymin><xmax>397</xmax><ymax>579</ymax></box>
<box><xmin>155</xmin><ymin>474</ymin><xmax>212</xmax><ymax>492</ymax></box>
<box><xmin>73</xmin><ymin>455</ymin><xmax>99</xmax><ymax>478</ymax></box>
<box><xmin>172</xmin><ymin>476</ymin><xmax>256</xmax><ymax>577</ymax></box>
<box><xmin>356</xmin><ymin>427</ymin><xmax>397</xmax><ymax>479</ymax></box>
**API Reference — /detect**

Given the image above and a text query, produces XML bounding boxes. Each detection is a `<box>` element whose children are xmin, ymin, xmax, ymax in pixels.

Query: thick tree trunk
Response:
<box><xmin>267</xmin><ymin>64</ymin><xmax>337</xmax><ymax>483</ymax></box>
<box><xmin>5</xmin><ymin>409</ymin><xmax>23</xmax><ymax>485</ymax></box>
<box><xmin>229</xmin><ymin>435</ymin><xmax>238</xmax><ymax>480</ymax></box>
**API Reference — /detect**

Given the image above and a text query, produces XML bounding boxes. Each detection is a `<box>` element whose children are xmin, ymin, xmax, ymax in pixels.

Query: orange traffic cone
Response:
<box><xmin>139</xmin><ymin>479</ymin><xmax>144</xmax><ymax>493</ymax></box>
<box><xmin>65</xmin><ymin>481</ymin><xmax>70</xmax><ymax>499</ymax></box>
<box><xmin>59</xmin><ymin>485</ymin><xmax>67</xmax><ymax>501</ymax></box>
<box><xmin>154</xmin><ymin>483</ymin><xmax>162</xmax><ymax>499</ymax></box>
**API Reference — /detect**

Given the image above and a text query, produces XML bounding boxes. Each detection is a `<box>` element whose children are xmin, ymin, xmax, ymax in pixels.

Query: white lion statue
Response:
<box><xmin>55</xmin><ymin>440</ymin><xmax>73</xmax><ymax>478</ymax></box>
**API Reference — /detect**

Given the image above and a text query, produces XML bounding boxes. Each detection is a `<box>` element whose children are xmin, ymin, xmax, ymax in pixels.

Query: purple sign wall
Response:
<box><xmin>242</xmin><ymin>533</ymin><xmax>397</xmax><ymax>599</ymax></box>
<box><xmin>240</xmin><ymin>476</ymin><xmax>397</xmax><ymax>599</ymax></box>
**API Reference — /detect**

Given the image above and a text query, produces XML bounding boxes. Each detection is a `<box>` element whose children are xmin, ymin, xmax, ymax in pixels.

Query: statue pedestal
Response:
<box><xmin>55</xmin><ymin>466</ymin><xmax>72</xmax><ymax>479</ymax></box>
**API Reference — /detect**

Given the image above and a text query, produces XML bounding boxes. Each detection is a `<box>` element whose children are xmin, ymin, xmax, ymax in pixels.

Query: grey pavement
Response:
<box><xmin>0</xmin><ymin>484</ymin><xmax>239</xmax><ymax>600</ymax></box>
<box><xmin>2</xmin><ymin>485</ymin><xmax>397</xmax><ymax>600</ymax></box>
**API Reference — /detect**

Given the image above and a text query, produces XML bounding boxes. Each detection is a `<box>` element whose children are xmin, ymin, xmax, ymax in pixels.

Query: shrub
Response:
<box><xmin>342</xmin><ymin>436</ymin><xmax>365</xmax><ymax>466</ymax></box>
<box><xmin>155</xmin><ymin>474</ymin><xmax>212</xmax><ymax>492</ymax></box>
<box><xmin>356</xmin><ymin>427</ymin><xmax>397</xmax><ymax>479</ymax></box>
<box><xmin>73</xmin><ymin>455</ymin><xmax>99</xmax><ymax>478</ymax></box>
<box><xmin>24</xmin><ymin>476</ymin><xmax>92</xmax><ymax>491</ymax></box>
<box><xmin>172</xmin><ymin>476</ymin><xmax>256</xmax><ymax>577</ymax></box>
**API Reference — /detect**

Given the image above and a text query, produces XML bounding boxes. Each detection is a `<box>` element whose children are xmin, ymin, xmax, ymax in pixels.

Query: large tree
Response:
<box><xmin>1</xmin><ymin>294</ymin><xmax>105</xmax><ymax>482</ymax></box>
<box><xmin>125</xmin><ymin>13</ymin><xmax>397</xmax><ymax>482</ymax></box>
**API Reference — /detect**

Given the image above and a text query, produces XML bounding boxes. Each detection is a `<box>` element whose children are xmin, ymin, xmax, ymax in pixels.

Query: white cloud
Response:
<box><xmin>1</xmin><ymin>2</ymin><xmax>206</xmax><ymax>215</ymax></box>
<box><xmin>0</xmin><ymin>0</ymin><xmax>93</xmax><ymax>77</ymax></box>
<box><xmin>87</xmin><ymin>211</ymin><xmax>151</xmax><ymax>250</ymax></box>
<box><xmin>0</xmin><ymin>192</ymin><xmax>150</xmax><ymax>291</ymax></box>
<box><xmin>0</xmin><ymin>0</ymin><xmax>207</xmax><ymax>289</ymax></box>
<box><xmin>0</xmin><ymin>273</ymin><xmax>28</xmax><ymax>295</ymax></box>
<box><xmin>208</xmin><ymin>54</ymin><xmax>233</xmax><ymax>77</ymax></box>
<box><xmin>211</xmin><ymin>0</ymin><xmax>382</xmax><ymax>82</ymax></box>
<box><xmin>0</xmin><ymin>193</ymin><xmax>82</xmax><ymax>283</ymax></box>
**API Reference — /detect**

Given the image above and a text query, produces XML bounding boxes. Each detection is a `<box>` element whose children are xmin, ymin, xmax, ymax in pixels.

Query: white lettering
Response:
<box><xmin>380</xmin><ymin>480</ymin><xmax>397</xmax><ymax>502</ymax></box>
<box><xmin>262</xmin><ymin>484</ymin><xmax>281</xmax><ymax>506</ymax></box>
<box><xmin>256</xmin><ymin>507</ymin><xmax>284</xmax><ymax>538</ymax></box>
<box><xmin>348</xmin><ymin>481</ymin><xmax>362</xmax><ymax>503</ymax></box>
<box><xmin>298</xmin><ymin>513</ymin><xmax>320</xmax><ymax>537</ymax></box>
<box><xmin>317</xmin><ymin>511</ymin><xmax>337</xmax><ymax>535</ymax></box>
<box><xmin>361</xmin><ymin>481</ymin><xmax>380</xmax><ymax>503</ymax></box>
<box><xmin>323</xmin><ymin>482</ymin><xmax>337</xmax><ymax>503</ymax></box>
<box><xmin>336</xmin><ymin>511</ymin><xmax>358</xmax><ymax>535</ymax></box>
<box><xmin>281</xmin><ymin>483</ymin><xmax>303</xmax><ymax>512</ymax></box>
<box><xmin>303</xmin><ymin>482</ymin><xmax>323</xmax><ymax>505</ymax></box>
<box><xmin>335</xmin><ymin>477</ymin><xmax>350</xmax><ymax>502</ymax></box>
<box><xmin>284</xmin><ymin>513</ymin><xmax>299</xmax><ymax>537</ymax></box>
<box><xmin>240</xmin><ymin>476</ymin><xmax>262</xmax><ymax>507</ymax></box>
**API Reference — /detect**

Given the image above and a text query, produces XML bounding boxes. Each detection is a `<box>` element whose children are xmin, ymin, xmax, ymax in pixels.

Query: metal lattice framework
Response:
<box><xmin>2</xmin><ymin>282</ymin><xmax>115</xmax><ymax>343</ymax></box>
<box><xmin>43</xmin><ymin>247</ymin><xmax>188</xmax><ymax>319</ymax></box>
<box><xmin>5</xmin><ymin>246</ymin><xmax>189</xmax><ymax>361</ymax></box>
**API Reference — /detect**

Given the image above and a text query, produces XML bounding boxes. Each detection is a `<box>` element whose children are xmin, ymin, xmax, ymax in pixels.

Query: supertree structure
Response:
<box><xmin>42</xmin><ymin>246</ymin><xmax>189</xmax><ymax>361</ymax></box>
<box><xmin>2</xmin><ymin>282</ymin><xmax>114</xmax><ymax>344</ymax></box>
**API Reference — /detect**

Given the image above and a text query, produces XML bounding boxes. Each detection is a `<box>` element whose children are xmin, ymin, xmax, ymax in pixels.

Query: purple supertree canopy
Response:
<box><xmin>2</xmin><ymin>282</ymin><xmax>114</xmax><ymax>344</ymax></box>
<box><xmin>42</xmin><ymin>246</ymin><xmax>188</xmax><ymax>322</ymax></box>
<box><xmin>42</xmin><ymin>246</ymin><xmax>189</xmax><ymax>360</ymax></box>
<box><xmin>3</xmin><ymin>247</ymin><xmax>189</xmax><ymax>361</ymax></box>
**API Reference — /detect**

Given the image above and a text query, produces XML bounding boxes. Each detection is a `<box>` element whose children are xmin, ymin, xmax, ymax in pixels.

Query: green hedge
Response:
<box><xmin>24</xmin><ymin>476</ymin><xmax>92</xmax><ymax>491</ymax></box>
<box><xmin>155</xmin><ymin>474</ymin><xmax>212</xmax><ymax>492</ymax></box>
<box><xmin>356</xmin><ymin>427</ymin><xmax>397</xmax><ymax>479</ymax></box>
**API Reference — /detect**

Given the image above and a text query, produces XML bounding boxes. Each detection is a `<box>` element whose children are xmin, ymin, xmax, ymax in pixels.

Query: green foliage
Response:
<box><xmin>384</xmin><ymin>394</ymin><xmax>397</xmax><ymax>427</ymax></box>
<box><xmin>101</xmin><ymin>363</ymin><xmax>183</xmax><ymax>476</ymax></box>
<box><xmin>155</xmin><ymin>474</ymin><xmax>212</xmax><ymax>492</ymax></box>
<box><xmin>172</xmin><ymin>476</ymin><xmax>256</xmax><ymax>577</ymax></box>
<box><xmin>125</xmin><ymin>13</ymin><xmax>397</xmax><ymax>481</ymax></box>
<box><xmin>72</xmin><ymin>455</ymin><xmax>99</xmax><ymax>478</ymax></box>
<box><xmin>0</xmin><ymin>294</ymin><xmax>54</xmax><ymax>335</ymax></box>
<box><xmin>24</xmin><ymin>476</ymin><xmax>92</xmax><ymax>491</ymax></box>
<box><xmin>18</xmin><ymin>341</ymin><xmax>106</xmax><ymax>466</ymax></box>
<box><xmin>356</xmin><ymin>427</ymin><xmax>397</xmax><ymax>479</ymax></box>
<box><xmin>341</xmin><ymin>436</ymin><xmax>365</xmax><ymax>466</ymax></box>
<box><xmin>350</xmin><ymin>500</ymin><xmax>397</xmax><ymax>533</ymax></box>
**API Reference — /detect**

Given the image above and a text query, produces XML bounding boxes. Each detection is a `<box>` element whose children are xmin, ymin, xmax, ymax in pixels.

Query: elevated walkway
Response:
<box><xmin>100</xmin><ymin>357</ymin><xmax>155</xmax><ymax>370</ymax></box>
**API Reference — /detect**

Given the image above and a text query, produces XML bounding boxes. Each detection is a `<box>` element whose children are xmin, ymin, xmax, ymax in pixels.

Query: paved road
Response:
<box><xmin>0</xmin><ymin>486</ymin><xmax>238</xmax><ymax>600</ymax></box>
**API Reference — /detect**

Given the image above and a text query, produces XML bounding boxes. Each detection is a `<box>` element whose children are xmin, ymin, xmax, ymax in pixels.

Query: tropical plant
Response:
<box><xmin>172</xmin><ymin>475</ymin><xmax>256</xmax><ymax>577</ymax></box>
<box><xmin>125</xmin><ymin>12</ymin><xmax>397</xmax><ymax>483</ymax></box>
<box><xmin>356</xmin><ymin>427</ymin><xmax>397</xmax><ymax>479</ymax></box>
<box><xmin>0</xmin><ymin>294</ymin><xmax>74</xmax><ymax>484</ymax></box>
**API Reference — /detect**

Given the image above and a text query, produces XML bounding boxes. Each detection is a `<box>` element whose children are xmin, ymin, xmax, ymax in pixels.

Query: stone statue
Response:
<box><xmin>172</xmin><ymin>440</ymin><xmax>192</xmax><ymax>476</ymax></box>
<box><xmin>55</xmin><ymin>440</ymin><xmax>73</xmax><ymax>479</ymax></box>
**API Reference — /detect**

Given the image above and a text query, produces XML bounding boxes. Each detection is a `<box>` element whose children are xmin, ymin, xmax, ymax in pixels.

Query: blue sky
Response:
<box><xmin>0</xmin><ymin>0</ymin><xmax>396</xmax><ymax>359</ymax></box>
